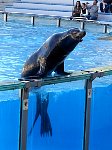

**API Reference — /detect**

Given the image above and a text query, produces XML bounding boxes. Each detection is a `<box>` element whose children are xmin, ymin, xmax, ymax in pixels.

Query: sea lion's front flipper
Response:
<box><xmin>55</xmin><ymin>62</ymin><xmax>71</xmax><ymax>76</ymax></box>
<box><xmin>36</xmin><ymin>56</ymin><xmax>46</xmax><ymax>77</ymax></box>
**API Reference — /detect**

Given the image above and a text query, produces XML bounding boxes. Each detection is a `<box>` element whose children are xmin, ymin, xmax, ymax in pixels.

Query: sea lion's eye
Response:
<box><xmin>44</xmin><ymin>44</ymin><xmax>48</xmax><ymax>49</ymax></box>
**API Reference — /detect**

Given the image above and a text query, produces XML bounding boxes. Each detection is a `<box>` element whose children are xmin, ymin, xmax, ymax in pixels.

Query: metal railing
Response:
<box><xmin>0</xmin><ymin>11</ymin><xmax>112</xmax><ymax>33</ymax></box>
<box><xmin>0</xmin><ymin>66</ymin><xmax>112</xmax><ymax>150</ymax></box>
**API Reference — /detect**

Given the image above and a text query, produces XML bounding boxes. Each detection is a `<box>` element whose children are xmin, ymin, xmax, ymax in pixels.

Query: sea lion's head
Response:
<box><xmin>66</xmin><ymin>28</ymin><xmax>86</xmax><ymax>41</ymax></box>
<box><xmin>59</xmin><ymin>28</ymin><xmax>86</xmax><ymax>52</ymax></box>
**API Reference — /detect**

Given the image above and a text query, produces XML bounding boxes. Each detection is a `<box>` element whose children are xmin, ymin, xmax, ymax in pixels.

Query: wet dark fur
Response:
<box><xmin>21</xmin><ymin>28</ymin><xmax>86</xmax><ymax>79</ymax></box>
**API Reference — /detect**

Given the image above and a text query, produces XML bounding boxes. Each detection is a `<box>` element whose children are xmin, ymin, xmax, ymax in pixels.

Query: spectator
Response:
<box><xmin>72</xmin><ymin>1</ymin><xmax>82</xmax><ymax>17</ymax></box>
<box><xmin>81</xmin><ymin>3</ymin><xmax>88</xmax><ymax>16</ymax></box>
<box><xmin>86</xmin><ymin>0</ymin><xmax>98</xmax><ymax>20</ymax></box>
<box><xmin>100</xmin><ymin>0</ymin><xmax>112</xmax><ymax>13</ymax></box>
<box><xmin>86</xmin><ymin>2</ymin><xmax>91</xmax><ymax>15</ymax></box>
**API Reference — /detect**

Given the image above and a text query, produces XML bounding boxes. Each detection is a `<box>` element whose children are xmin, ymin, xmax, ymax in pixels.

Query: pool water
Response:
<box><xmin>0</xmin><ymin>19</ymin><xmax>112</xmax><ymax>82</ymax></box>
<box><xmin>0</xmin><ymin>17</ymin><xmax>112</xmax><ymax>150</ymax></box>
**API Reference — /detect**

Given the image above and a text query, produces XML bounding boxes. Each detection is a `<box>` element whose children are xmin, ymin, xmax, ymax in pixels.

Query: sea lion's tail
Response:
<box><xmin>40</xmin><ymin>98</ymin><xmax>52</xmax><ymax>136</ymax></box>
<box><xmin>29</xmin><ymin>93</ymin><xmax>41</xmax><ymax>135</ymax></box>
<box><xmin>29</xmin><ymin>93</ymin><xmax>52</xmax><ymax>137</ymax></box>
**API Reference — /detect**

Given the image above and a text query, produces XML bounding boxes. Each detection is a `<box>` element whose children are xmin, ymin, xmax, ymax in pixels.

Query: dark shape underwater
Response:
<box><xmin>29</xmin><ymin>93</ymin><xmax>52</xmax><ymax>136</ymax></box>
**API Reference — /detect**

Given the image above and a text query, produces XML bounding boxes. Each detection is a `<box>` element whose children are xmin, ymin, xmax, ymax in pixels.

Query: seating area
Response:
<box><xmin>4</xmin><ymin>0</ymin><xmax>112</xmax><ymax>21</ymax></box>
<box><xmin>1</xmin><ymin>0</ymin><xmax>111</xmax><ymax>31</ymax></box>
<box><xmin>5</xmin><ymin>0</ymin><xmax>74</xmax><ymax>17</ymax></box>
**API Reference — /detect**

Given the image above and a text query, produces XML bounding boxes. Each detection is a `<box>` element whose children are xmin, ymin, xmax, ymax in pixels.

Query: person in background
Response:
<box><xmin>100</xmin><ymin>0</ymin><xmax>112</xmax><ymax>13</ymax></box>
<box><xmin>72</xmin><ymin>1</ymin><xmax>82</xmax><ymax>17</ymax></box>
<box><xmin>81</xmin><ymin>3</ymin><xmax>88</xmax><ymax>16</ymax></box>
<box><xmin>86</xmin><ymin>0</ymin><xmax>98</xmax><ymax>20</ymax></box>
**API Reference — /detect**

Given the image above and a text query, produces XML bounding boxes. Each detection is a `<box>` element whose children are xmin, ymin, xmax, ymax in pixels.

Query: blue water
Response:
<box><xmin>0</xmin><ymin>19</ymin><xmax>112</xmax><ymax>82</ymax></box>
<box><xmin>0</xmin><ymin>18</ymin><xmax>112</xmax><ymax>150</ymax></box>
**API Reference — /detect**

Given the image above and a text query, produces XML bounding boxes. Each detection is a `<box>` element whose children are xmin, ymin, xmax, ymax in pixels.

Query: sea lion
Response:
<box><xmin>23</xmin><ymin>29</ymin><xmax>86</xmax><ymax>137</ymax></box>
<box><xmin>21</xmin><ymin>28</ymin><xmax>86</xmax><ymax>79</ymax></box>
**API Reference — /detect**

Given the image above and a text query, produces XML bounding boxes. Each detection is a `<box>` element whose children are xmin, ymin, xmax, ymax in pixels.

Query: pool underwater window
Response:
<box><xmin>0</xmin><ymin>66</ymin><xmax>112</xmax><ymax>150</ymax></box>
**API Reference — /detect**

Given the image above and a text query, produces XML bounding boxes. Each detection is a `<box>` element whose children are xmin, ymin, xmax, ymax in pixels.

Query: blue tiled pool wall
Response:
<box><xmin>27</xmin><ymin>84</ymin><xmax>112</xmax><ymax>150</ymax></box>
<box><xmin>90</xmin><ymin>84</ymin><xmax>112</xmax><ymax>150</ymax></box>
<box><xmin>27</xmin><ymin>87</ymin><xmax>85</xmax><ymax>150</ymax></box>
<box><xmin>0</xmin><ymin>82</ymin><xmax>111</xmax><ymax>150</ymax></box>
<box><xmin>0</xmin><ymin>96</ymin><xmax>20</xmax><ymax>150</ymax></box>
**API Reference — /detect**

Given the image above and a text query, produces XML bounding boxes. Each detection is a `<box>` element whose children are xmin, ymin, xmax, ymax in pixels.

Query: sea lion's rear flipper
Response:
<box><xmin>29</xmin><ymin>93</ymin><xmax>41</xmax><ymax>135</ymax></box>
<box><xmin>29</xmin><ymin>93</ymin><xmax>52</xmax><ymax>137</ymax></box>
<box><xmin>40</xmin><ymin>95</ymin><xmax>52</xmax><ymax>136</ymax></box>
<box><xmin>55</xmin><ymin>62</ymin><xmax>71</xmax><ymax>76</ymax></box>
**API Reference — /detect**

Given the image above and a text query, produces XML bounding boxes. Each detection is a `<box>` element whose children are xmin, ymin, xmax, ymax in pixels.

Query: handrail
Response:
<box><xmin>0</xmin><ymin>66</ymin><xmax>112</xmax><ymax>91</ymax></box>
<box><xmin>0</xmin><ymin>81</ymin><xmax>25</xmax><ymax>91</ymax></box>
<box><xmin>1</xmin><ymin>11</ymin><xmax>112</xmax><ymax>29</ymax></box>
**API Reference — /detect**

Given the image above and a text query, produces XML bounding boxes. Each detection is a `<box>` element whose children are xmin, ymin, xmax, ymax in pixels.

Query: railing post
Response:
<box><xmin>19</xmin><ymin>87</ymin><xmax>29</xmax><ymax>150</ymax></box>
<box><xmin>4</xmin><ymin>13</ymin><xmax>8</xmax><ymax>22</ymax></box>
<box><xmin>81</xmin><ymin>21</ymin><xmax>85</xmax><ymax>30</ymax></box>
<box><xmin>83</xmin><ymin>79</ymin><xmax>92</xmax><ymax>150</ymax></box>
<box><xmin>103</xmin><ymin>24</ymin><xmax>108</xmax><ymax>33</ymax></box>
<box><xmin>57</xmin><ymin>18</ymin><xmax>61</xmax><ymax>27</ymax></box>
<box><xmin>31</xmin><ymin>16</ymin><xmax>35</xmax><ymax>26</ymax></box>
